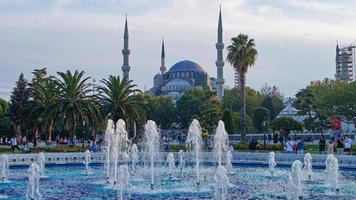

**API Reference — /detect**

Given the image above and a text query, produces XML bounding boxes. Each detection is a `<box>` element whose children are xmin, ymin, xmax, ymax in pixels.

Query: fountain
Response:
<box><xmin>325</xmin><ymin>154</ymin><xmax>339</xmax><ymax>194</ymax></box>
<box><xmin>213</xmin><ymin>120</ymin><xmax>229</xmax><ymax>166</ymax></box>
<box><xmin>0</xmin><ymin>154</ymin><xmax>9</xmax><ymax>182</ymax></box>
<box><xmin>26</xmin><ymin>163</ymin><xmax>42</xmax><ymax>200</ymax></box>
<box><xmin>226</xmin><ymin>149</ymin><xmax>233</xmax><ymax>173</ymax></box>
<box><xmin>166</xmin><ymin>153</ymin><xmax>175</xmax><ymax>179</ymax></box>
<box><xmin>288</xmin><ymin>160</ymin><xmax>303</xmax><ymax>200</ymax></box>
<box><xmin>303</xmin><ymin>153</ymin><xmax>312</xmax><ymax>180</ymax></box>
<box><xmin>84</xmin><ymin>150</ymin><xmax>91</xmax><ymax>174</ymax></box>
<box><xmin>37</xmin><ymin>152</ymin><xmax>45</xmax><ymax>177</ymax></box>
<box><xmin>118</xmin><ymin>165</ymin><xmax>130</xmax><ymax>200</ymax></box>
<box><xmin>144</xmin><ymin>120</ymin><xmax>160</xmax><ymax>190</ymax></box>
<box><xmin>103</xmin><ymin>119</ymin><xmax>130</xmax><ymax>185</ymax></box>
<box><xmin>130</xmin><ymin>144</ymin><xmax>139</xmax><ymax>173</ymax></box>
<box><xmin>104</xmin><ymin>119</ymin><xmax>115</xmax><ymax>183</ymax></box>
<box><xmin>186</xmin><ymin>119</ymin><xmax>203</xmax><ymax>191</ymax></box>
<box><xmin>214</xmin><ymin>165</ymin><xmax>229</xmax><ymax>200</ymax></box>
<box><xmin>177</xmin><ymin>150</ymin><xmax>185</xmax><ymax>177</ymax></box>
<box><xmin>268</xmin><ymin>152</ymin><xmax>277</xmax><ymax>175</ymax></box>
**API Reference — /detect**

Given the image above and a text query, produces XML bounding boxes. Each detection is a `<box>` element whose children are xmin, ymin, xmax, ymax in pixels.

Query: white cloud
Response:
<box><xmin>0</xmin><ymin>0</ymin><xmax>355</xmax><ymax>99</ymax></box>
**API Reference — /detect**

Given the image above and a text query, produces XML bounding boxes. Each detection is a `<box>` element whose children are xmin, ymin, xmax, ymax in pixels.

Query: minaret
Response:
<box><xmin>160</xmin><ymin>39</ymin><xmax>166</xmax><ymax>74</ymax></box>
<box><xmin>215</xmin><ymin>6</ymin><xmax>225</xmax><ymax>100</ymax></box>
<box><xmin>122</xmin><ymin>15</ymin><xmax>131</xmax><ymax>80</ymax></box>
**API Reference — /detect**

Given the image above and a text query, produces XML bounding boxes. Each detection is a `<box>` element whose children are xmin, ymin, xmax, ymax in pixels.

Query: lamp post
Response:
<box><xmin>263</xmin><ymin>120</ymin><xmax>266</xmax><ymax>151</ymax></box>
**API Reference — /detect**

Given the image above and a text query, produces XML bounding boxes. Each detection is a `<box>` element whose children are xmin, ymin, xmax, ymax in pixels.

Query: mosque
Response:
<box><xmin>120</xmin><ymin>8</ymin><xmax>225</xmax><ymax>101</ymax></box>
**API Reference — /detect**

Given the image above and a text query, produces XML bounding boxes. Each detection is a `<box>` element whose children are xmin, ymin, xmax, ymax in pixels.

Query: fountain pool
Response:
<box><xmin>0</xmin><ymin>163</ymin><xmax>355</xmax><ymax>200</ymax></box>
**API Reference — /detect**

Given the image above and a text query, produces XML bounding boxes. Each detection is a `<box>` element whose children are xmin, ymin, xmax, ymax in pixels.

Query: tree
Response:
<box><xmin>99</xmin><ymin>75</ymin><xmax>144</xmax><ymax>125</ymax></box>
<box><xmin>145</xmin><ymin>96</ymin><xmax>174</xmax><ymax>129</ymax></box>
<box><xmin>222</xmin><ymin>109</ymin><xmax>234</xmax><ymax>134</ymax></box>
<box><xmin>8</xmin><ymin>73</ymin><xmax>29</xmax><ymax>134</ymax></box>
<box><xmin>252</xmin><ymin>107</ymin><xmax>269</xmax><ymax>133</ymax></box>
<box><xmin>271</xmin><ymin>117</ymin><xmax>303</xmax><ymax>139</ymax></box>
<box><xmin>50</xmin><ymin>70</ymin><xmax>101</xmax><ymax>138</ymax></box>
<box><xmin>176</xmin><ymin>89</ymin><xmax>221</xmax><ymax>131</ymax></box>
<box><xmin>227</xmin><ymin>34</ymin><xmax>258</xmax><ymax>143</ymax></box>
<box><xmin>0</xmin><ymin>98</ymin><xmax>15</xmax><ymax>137</ymax></box>
<box><xmin>261</xmin><ymin>96</ymin><xmax>284</xmax><ymax>120</ymax></box>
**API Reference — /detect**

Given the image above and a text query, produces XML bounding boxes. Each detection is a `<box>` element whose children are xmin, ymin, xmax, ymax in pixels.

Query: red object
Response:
<box><xmin>331</xmin><ymin>116</ymin><xmax>341</xmax><ymax>131</ymax></box>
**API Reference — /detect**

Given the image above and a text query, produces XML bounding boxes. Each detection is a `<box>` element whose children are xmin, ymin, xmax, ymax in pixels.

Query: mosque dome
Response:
<box><xmin>168</xmin><ymin>60</ymin><xmax>205</xmax><ymax>73</ymax></box>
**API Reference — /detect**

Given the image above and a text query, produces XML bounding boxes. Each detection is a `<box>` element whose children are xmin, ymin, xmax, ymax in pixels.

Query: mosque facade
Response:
<box><xmin>121</xmin><ymin>8</ymin><xmax>225</xmax><ymax>101</ymax></box>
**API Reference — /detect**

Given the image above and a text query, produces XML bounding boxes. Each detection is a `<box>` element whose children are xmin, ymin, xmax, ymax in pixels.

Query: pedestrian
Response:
<box><xmin>297</xmin><ymin>137</ymin><xmax>305</xmax><ymax>154</ymax></box>
<box><xmin>327</xmin><ymin>139</ymin><xmax>334</xmax><ymax>154</ymax></box>
<box><xmin>268</xmin><ymin>133</ymin><xmax>272</xmax><ymax>144</ymax></box>
<box><xmin>343</xmin><ymin>136</ymin><xmax>352</xmax><ymax>155</ymax></box>
<box><xmin>319</xmin><ymin>135</ymin><xmax>326</xmax><ymax>154</ymax></box>
<box><xmin>336</xmin><ymin>135</ymin><xmax>344</xmax><ymax>155</ymax></box>
<box><xmin>10</xmin><ymin>136</ymin><xmax>21</xmax><ymax>153</ymax></box>
<box><xmin>284</xmin><ymin>137</ymin><xmax>294</xmax><ymax>153</ymax></box>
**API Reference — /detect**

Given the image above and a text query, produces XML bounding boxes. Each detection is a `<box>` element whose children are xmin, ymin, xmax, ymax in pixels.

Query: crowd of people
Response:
<box><xmin>319</xmin><ymin>133</ymin><xmax>352</xmax><ymax>155</ymax></box>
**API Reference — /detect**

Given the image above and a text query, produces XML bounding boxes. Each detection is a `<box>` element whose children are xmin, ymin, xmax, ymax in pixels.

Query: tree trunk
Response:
<box><xmin>47</xmin><ymin>122</ymin><xmax>53</xmax><ymax>142</ymax></box>
<box><xmin>239</xmin><ymin>71</ymin><xmax>247</xmax><ymax>143</ymax></box>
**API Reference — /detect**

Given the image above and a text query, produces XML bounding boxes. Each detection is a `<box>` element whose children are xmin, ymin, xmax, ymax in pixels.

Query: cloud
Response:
<box><xmin>0</xmin><ymin>0</ymin><xmax>355</xmax><ymax>100</ymax></box>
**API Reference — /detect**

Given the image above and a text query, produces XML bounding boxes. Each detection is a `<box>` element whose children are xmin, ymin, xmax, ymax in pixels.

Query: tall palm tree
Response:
<box><xmin>227</xmin><ymin>34</ymin><xmax>257</xmax><ymax>143</ymax></box>
<box><xmin>50</xmin><ymin>70</ymin><xmax>101</xmax><ymax>139</ymax></box>
<box><xmin>99</xmin><ymin>75</ymin><xmax>144</xmax><ymax>125</ymax></box>
<box><xmin>28</xmin><ymin>77</ymin><xmax>58</xmax><ymax>141</ymax></box>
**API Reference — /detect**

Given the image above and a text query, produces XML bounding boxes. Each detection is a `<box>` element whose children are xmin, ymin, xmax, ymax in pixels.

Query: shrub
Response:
<box><xmin>169</xmin><ymin>144</ymin><xmax>187</xmax><ymax>152</ymax></box>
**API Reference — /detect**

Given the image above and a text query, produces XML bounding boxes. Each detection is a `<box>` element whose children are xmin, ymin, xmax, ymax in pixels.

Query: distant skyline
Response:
<box><xmin>1</xmin><ymin>0</ymin><xmax>356</xmax><ymax>100</ymax></box>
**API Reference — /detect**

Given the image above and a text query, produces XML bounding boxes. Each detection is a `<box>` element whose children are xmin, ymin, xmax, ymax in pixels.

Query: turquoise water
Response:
<box><xmin>0</xmin><ymin>164</ymin><xmax>355</xmax><ymax>199</ymax></box>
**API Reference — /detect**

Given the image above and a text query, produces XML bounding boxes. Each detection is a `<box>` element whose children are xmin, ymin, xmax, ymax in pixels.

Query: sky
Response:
<box><xmin>0</xmin><ymin>0</ymin><xmax>356</xmax><ymax>100</ymax></box>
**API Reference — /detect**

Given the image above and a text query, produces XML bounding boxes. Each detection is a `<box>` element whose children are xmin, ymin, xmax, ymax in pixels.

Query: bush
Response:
<box><xmin>232</xmin><ymin>143</ymin><xmax>283</xmax><ymax>151</ymax></box>
<box><xmin>169</xmin><ymin>144</ymin><xmax>186</xmax><ymax>152</ymax></box>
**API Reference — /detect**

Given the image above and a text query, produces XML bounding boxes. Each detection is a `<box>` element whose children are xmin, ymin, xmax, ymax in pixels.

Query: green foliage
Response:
<box><xmin>50</xmin><ymin>70</ymin><xmax>101</xmax><ymax>137</ymax></box>
<box><xmin>271</xmin><ymin>117</ymin><xmax>303</xmax><ymax>138</ymax></box>
<box><xmin>252</xmin><ymin>107</ymin><xmax>269</xmax><ymax>133</ymax></box>
<box><xmin>232</xmin><ymin>143</ymin><xmax>283</xmax><ymax>151</ymax></box>
<box><xmin>8</xmin><ymin>73</ymin><xmax>29</xmax><ymax>134</ymax></box>
<box><xmin>99</xmin><ymin>75</ymin><xmax>144</xmax><ymax>125</ymax></box>
<box><xmin>222</xmin><ymin>109</ymin><xmax>234</xmax><ymax>134</ymax></box>
<box><xmin>168</xmin><ymin>144</ymin><xmax>187</xmax><ymax>152</ymax></box>
<box><xmin>176</xmin><ymin>89</ymin><xmax>221</xmax><ymax>131</ymax></box>
<box><xmin>145</xmin><ymin>95</ymin><xmax>174</xmax><ymax>129</ymax></box>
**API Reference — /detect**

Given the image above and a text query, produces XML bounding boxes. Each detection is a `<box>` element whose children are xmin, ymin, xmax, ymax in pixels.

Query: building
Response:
<box><xmin>147</xmin><ymin>8</ymin><xmax>225</xmax><ymax>101</ymax></box>
<box><xmin>335</xmin><ymin>43</ymin><xmax>356</xmax><ymax>81</ymax></box>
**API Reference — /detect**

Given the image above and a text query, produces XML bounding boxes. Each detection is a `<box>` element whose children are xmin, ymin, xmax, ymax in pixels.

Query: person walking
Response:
<box><xmin>297</xmin><ymin>137</ymin><xmax>305</xmax><ymax>154</ymax></box>
<box><xmin>319</xmin><ymin>135</ymin><xmax>326</xmax><ymax>154</ymax></box>
<box><xmin>284</xmin><ymin>137</ymin><xmax>294</xmax><ymax>153</ymax></box>
<box><xmin>327</xmin><ymin>139</ymin><xmax>335</xmax><ymax>154</ymax></box>
<box><xmin>10</xmin><ymin>136</ymin><xmax>21</xmax><ymax>153</ymax></box>
<box><xmin>343</xmin><ymin>136</ymin><xmax>352</xmax><ymax>155</ymax></box>
<box><xmin>336</xmin><ymin>136</ymin><xmax>344</xmax><ymax>155</ymax></box>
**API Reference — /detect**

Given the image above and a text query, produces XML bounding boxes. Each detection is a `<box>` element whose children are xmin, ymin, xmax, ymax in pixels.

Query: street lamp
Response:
<box><xmin>263</xmin><ymin>120</ymin><xmax>266</xmax><ymax>151</ymax></box>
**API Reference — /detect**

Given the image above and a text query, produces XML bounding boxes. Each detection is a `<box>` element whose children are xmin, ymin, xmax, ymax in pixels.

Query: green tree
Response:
<box><xmin>145</xmin><ymin>96</ymin><xmax>174</xmax><ymax>129</ymax></box>
<box><xmin>227</xmin><ymin>34</ymin><xmax>258</xmax><ymax>143</ymax></box>
<box><xmin>176</xmin><ymin>89</ymin><xmax>221</xmax><ymax>131</ymax></box>
<box><xmin>50</xmin><ymin>70</ymin><xmax>101</xmax><ymax>138</ymax></box>
<box><xmin>252</xmin><ymin>107</ymin><xmax>269</xmax><ymax>133</ymax></box>
<box><xmin>99</xmin><ymin>75</ymin><xmax>144</xmax><ymax>125</ymax></box>
<box><xmin>8</xmin><ymin>73</ymin><xmax>29</xmax><ymax>135</ymax></box>
<box><xmin>28</xmin><ymin>72</ymin><xmax>59</xmax><ymax>141</ymax></box>
<box><xmin>271</xmin><ymin>117</ymin><xmax>303</xmax><ymax>139</ymax></box>
<box><xmin>222</xmin><ymin>109</ymin><xmax>234</xmax><ymax>134</ymax></box>
<box><xmin>0</xmin><ymin>98</ymin><xmax>15</xmax><ymax>137</ymax></box>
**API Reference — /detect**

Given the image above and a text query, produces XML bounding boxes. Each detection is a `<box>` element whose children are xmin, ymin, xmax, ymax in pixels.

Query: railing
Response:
<box><xmin>4</xmin><ymin>152</ymin><xmax>356</xmax><ymax>169</ymax></box>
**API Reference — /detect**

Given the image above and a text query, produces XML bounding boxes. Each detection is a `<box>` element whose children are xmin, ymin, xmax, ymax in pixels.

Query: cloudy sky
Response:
<box><xmin>0</xmin><ymin>0</ymin><xmax>356</xmax><ymax>99</ymax></box>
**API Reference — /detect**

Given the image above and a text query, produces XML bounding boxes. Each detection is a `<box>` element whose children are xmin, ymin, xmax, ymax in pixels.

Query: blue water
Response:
<box><xmin>0</xmin><ymin>164</ymin><xmax>355</xmax><ymax>199</ymax></box>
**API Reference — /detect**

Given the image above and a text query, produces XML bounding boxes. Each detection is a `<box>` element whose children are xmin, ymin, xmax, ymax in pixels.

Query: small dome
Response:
<box><xmin>165</xmin><ymin>79</ymin><xmax>192</xmax><ymax>87</ymax></box>
<box><xmin>168</xmin><ymin>60</ymin><xmax>205</xmax><ymax>73</ymax></box>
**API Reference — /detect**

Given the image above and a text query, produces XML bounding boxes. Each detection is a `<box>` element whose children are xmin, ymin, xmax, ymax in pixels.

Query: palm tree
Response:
<box><xmin>28</xmin><ymin>77</ymin><xmax>59</xmax><ymax>141</ymax></box>
<box><xmin>50</xmin><ymin>70</ymin><xmax>101</xmax><ymax>139</ymax></box>
<box><xmin>98</xmin><ymin>75</ymin><xmax>144</xmax><ymax>125</ymax></box>
<box><xmin>227</xmin><ymin>34</ymin><xmax>258</xmax><ymax>143</ymax></box>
